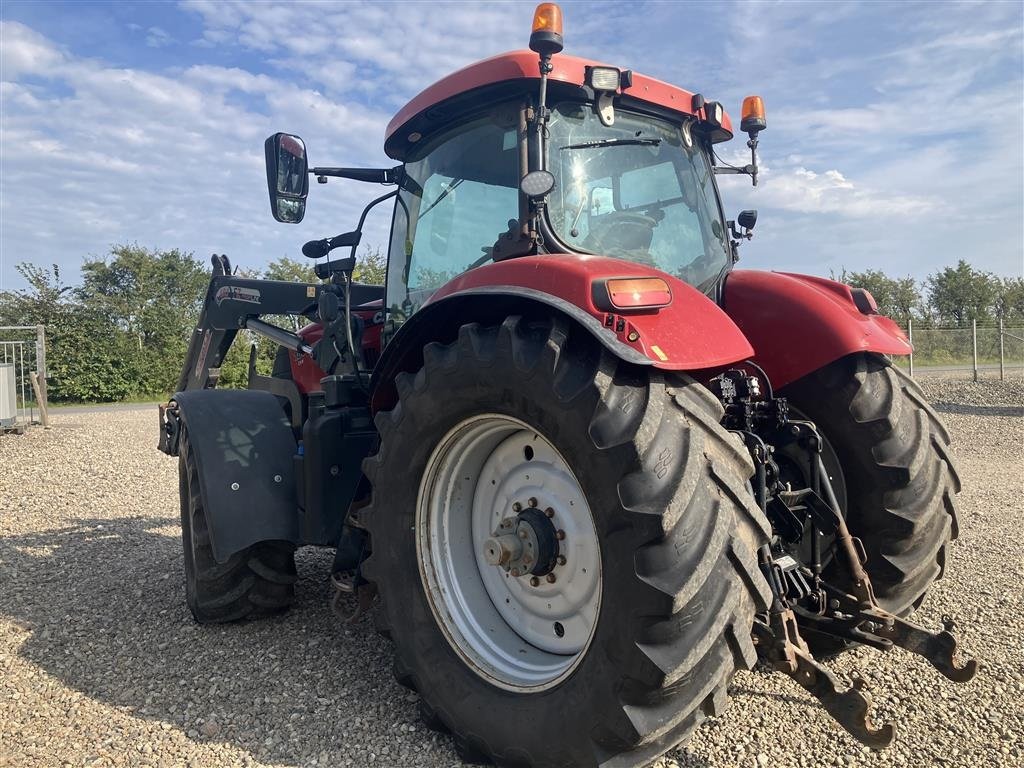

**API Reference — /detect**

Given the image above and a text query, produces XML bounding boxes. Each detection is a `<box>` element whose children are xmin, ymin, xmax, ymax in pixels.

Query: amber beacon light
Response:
<box><xmin>530</xmin><ymin>3</ymin><xmax>564</xmax><ymax>55</ymax></box>
<box><xmin>741</xmin><ymin>95</ymin><xmax>766</xmax><ymax>135</ymax></box>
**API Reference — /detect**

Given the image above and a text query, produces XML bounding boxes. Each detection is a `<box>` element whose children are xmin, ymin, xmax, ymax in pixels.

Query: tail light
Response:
<box><xmin>593</xmin><ymin>277</ymin><xmax>673</xmax><ymax>312</ymax></box>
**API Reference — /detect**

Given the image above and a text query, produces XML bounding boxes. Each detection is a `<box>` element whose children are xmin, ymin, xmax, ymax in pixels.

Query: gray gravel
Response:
<box><xmin>1</xmin><ymin>376</ymin><xmax>1021</xmax><ymax>768</ymax></box>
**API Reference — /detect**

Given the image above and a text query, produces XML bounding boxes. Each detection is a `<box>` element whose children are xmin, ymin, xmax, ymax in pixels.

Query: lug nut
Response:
<box><xmin>512</xmin><ymin>502</ymin><xmax>522</xmax><ymax>513</ymax></box>
<box><xmin>555</xmin><ymin>530</ymin><xmax>565</xmax><ymax>541</ymax></box>
<box><xmin>556</xmin><ymin>555</ymin><xmax>567</xmax><ymax>566</ymax></box>
<box><xmin>530</xmin><ymin>576</ymin><xmax>540</xmax><ymax>587</ymax></box>
<box><xmin>544</xmin><ymin>507</ymin><xmax>555</xmax><ymax>518</ymax></box>
<box><xmin>510</xmin><ymin>567</ymin><xmax>522</xmax><ymax>577</ymax></box>
<box><xmin>528</xmin><ymin>497</ymin><xmax>538</xmax><ymax>507</ymax></box>
<box><xmin>546</xmin><ymin>573</ymin><xmax>557</xmax><ymax>584</ymax></box>
<box><xmin>519</xmin><ymin>529</ymin><xmax>529</xmax><ymax>540</ymax></box>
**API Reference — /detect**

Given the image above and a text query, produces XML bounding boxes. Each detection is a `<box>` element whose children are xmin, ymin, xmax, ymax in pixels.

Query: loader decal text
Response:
<box><xmin>214</xmin><ymin>286</ymin><xmax>262</xmax><ymax>306</ymax></box>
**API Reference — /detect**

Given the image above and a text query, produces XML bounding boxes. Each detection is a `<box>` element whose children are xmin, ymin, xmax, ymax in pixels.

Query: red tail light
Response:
<box><xmin>594</xmin><ymin>277</ymin><xmax>673</xmax><ymax>312</ymax></box>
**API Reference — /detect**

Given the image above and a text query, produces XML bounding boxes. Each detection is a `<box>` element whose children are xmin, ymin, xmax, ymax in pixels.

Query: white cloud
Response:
<box><xmin>0</xmin><ymin>20</ymin><xmax>66</xmax><ymax>78</ymax></box>
<box><xmin>757</xmin><ymin>165</ymin><xmax>934</xmax><ymax>217</ymax></box>
<box><xmin>145</xmin><ymin>26</ymin><xmax>174</xmax><ymax>48</ymax></box>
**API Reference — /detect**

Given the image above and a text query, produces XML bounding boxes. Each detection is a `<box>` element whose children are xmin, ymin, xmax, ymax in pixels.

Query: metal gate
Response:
<box><xmin>0</xmin><ymin>325</ymin><xmax>48</xmax><ymax>432</ymax></box>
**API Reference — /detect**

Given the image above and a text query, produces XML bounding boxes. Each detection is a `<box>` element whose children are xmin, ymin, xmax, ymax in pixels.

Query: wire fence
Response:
<box><xmin>0</xmin><ymin>325</ymin><xmax>48</xmax><ymax>431</ymax></box>
<box><xmin>891</xmin><ymin>321</ymin><xmax>1023</xmax><ymax>380</ymax></box>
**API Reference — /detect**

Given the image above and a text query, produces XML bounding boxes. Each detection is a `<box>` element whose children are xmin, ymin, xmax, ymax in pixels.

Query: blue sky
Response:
<box><xmin>1</xmin><ymin>0</ymin><xmax>1022</xmax><ymax>292</ymax></box>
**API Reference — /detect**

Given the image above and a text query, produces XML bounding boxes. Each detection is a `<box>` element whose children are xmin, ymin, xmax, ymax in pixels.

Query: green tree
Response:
<box><xmin>353</xmin><ymin>245</ymin><xmax>387</xmax><ymax>285</ymax></box>
<box><xmin>834</xmin><ymin>268</ymin><xmax>921</xmax><ymax>326</ymax></box>
<box><xmin>0</xmin><ymin>263</ymin><xmax>137</xmax><ymax>402</ymax></box>
<box><xmin>265</xmin><ymin>256</ymin><xmax>313</xmax><ymax>283</ymax></box>
<box><xmin>994</xmin><ymin>277</ymin><xmax>1024</xmax><ymax>325</ymax></box>
<box><xmin>925</xmin><ymin>260</ymin><xmax>999</xmax><ymax>327</ymax></box>
<box><xmin>78</xmin><ymin>245</ymin><xmax>208</xmax><ymax>395</ymax></box>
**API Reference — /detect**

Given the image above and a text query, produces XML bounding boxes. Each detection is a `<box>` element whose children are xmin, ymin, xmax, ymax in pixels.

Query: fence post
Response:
<box><xmin>908</xmin><ymin>319</ymin><xmax>914</xmax><ymax>377</ymax></box>
<box><xmin>30</xmin><ymin>372</ymin><xmax>49</xmax><ymax>428</ymax></box>
<box><xmin>35</xmin><ymin>324</ymin><xmax>48</xmax><ymax>413</ymax></box>
<box><xmin>972</xmin><ymin>319</ymin><xmax>978</xmax><ymax>382</ymax></box>
<box><xmin>999</xmin><ymin>318</ymin><xmax>1005</xmax><ymax>381</ymax></box>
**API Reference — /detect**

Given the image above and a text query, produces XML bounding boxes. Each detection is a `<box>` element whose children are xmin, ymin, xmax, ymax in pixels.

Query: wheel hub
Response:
<box><xmin>482</xmin><ymin>504</ymin><xmax>560</xmax><ymax>577</ymax></box>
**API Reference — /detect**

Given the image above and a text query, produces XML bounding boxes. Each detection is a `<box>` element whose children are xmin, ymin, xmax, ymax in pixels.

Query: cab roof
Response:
<box><xmin>385</xmin><ymin>50</ymin><xmax>733</xmax><ymax>160</ymax></box>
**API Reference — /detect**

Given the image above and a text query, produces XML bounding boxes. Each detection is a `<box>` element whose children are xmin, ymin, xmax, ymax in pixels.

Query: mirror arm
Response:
<box><xmin>747</xmin><ymin>134</ymin><xmax>760</xmax><ymax>187</ymax></box>
<box><xmin>712</xmin><ymin>131</ymin><xmax>761</xmax><ymax>186</ymax></box>
<box><xmin>713</xmin><ymin>165</ymin><xmax>756</xmax><ymax>176</ymax></box>
<box><xmin>310</xmin><ymin>165</ymin><xmax>403</xmax><ymax>185</ymax></box>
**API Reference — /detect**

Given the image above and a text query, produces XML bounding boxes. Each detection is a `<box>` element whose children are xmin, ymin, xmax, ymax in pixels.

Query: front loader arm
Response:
<box><xmin>177</xmin><ymin>256</ymin><xmax>323</xmax><ymax>392</ymax></box>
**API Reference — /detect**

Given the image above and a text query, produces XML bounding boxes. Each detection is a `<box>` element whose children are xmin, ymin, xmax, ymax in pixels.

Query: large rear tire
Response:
<box><xmin>781</xmin><ymin>352</ymin><xmax>960</xmax><ymax>618</ymax></box>
<box><xmin>363</xmin><ymin>316</ymin><xmax>770</xmax><ymax>768</ymax></box>
<box><xmin>179</xmin><ymin>426</ymin><xmax>298</xmax><ymax>623</ymax></box>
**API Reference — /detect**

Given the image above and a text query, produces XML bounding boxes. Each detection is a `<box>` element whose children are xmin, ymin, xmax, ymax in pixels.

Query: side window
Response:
<box><xmin>410</xmin><ymin>175</ymin><xmax>517</xmax><ymax>291</ymax></box>
<box><xmin>387</xmin><ymin>112</ymin><xmax>520</xmax><ymax>318</ymax></box>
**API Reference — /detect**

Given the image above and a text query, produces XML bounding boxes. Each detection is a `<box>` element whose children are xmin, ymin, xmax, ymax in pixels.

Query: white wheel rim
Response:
<box><xmin>416</xmin><ymin>414</ymin><xmax>602</xmax><ymax>691</ymax></box>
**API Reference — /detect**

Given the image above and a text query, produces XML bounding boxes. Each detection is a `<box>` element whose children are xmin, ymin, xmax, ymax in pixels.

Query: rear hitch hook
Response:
<box><xmin>874</xmin><ymin>612</ymin><xmax>978</xmax><ymax>683</ymax></box>
<box><xmin>790</xmin><ymin>649</ymin><xmax>896</xmax><ymax>749</ymax></box>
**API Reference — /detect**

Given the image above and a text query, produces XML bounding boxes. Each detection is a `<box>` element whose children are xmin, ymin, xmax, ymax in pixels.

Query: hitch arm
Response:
<box><xmin>790</xmin><ymin>648</ymin><xmax>896</xmax><ymax>749</ymax></box>
<box><xmin>876</xmin><ymin>613</ymin><xmax>977</xmax><ymax>683</ymax></box>
<box><xmin>753</xmin><ymin>613</ymin><xmax>895</xmax><ymax>749</ymax></box>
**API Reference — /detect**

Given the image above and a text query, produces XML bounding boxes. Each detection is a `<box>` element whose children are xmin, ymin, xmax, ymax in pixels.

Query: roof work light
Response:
<box><xmin>587</xmin><ymin>66</ymin><xmax>620</xmax><ymax>92</ymax></box>
<box><xmin>530</xmin><ymin>3</ymin><xmax>564</xmax><ymax>56</ymax></box>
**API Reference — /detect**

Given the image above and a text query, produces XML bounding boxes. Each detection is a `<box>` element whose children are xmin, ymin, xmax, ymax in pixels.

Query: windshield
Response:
<box><xmin>546</xmin><ymin>102</ymin><xmax>730</xmax><ymax>292</ymax></box>
<box><xmin>386</xmin><ymin>105</ymin><xmax>520</xmax><ymax>319</ymax></box>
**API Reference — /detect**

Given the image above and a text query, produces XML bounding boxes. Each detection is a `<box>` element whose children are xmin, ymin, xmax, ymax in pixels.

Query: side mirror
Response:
<box><xmin>264</xmin><ymin>133</ymin><xmax>309</xmax><ymax>223</ymax></box>
<box><xmin>737</xmin><ymin>209</ymin><xmax>757</xmax><ymax>231</ymax></box>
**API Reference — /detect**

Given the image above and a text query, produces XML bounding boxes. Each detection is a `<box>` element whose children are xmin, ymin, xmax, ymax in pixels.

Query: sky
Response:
<box><xmin>1</xmin><ymin>0</ymin><xmax>1022</xmax><ymax>293</ymax></box>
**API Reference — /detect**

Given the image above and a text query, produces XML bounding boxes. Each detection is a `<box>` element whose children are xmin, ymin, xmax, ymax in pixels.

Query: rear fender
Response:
<box><xmin>723</xmin><ymin>270</ymin><xmax>912</xmax><ymax>389</ymax></box>
<box><xmin>172</xmin><ymin>389</ymin><xmax>299</xmax><ymax>562</ymax></box>
<box><xmin>370</xmin><ymin>255</ymin><xmax>753</xmax><ymax>411</ymax></box>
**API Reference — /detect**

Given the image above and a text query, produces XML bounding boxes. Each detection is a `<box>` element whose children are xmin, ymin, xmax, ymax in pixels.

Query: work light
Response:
<box><xmin>587</xmin><ymin>66</ymin><xmax>620</xmax><ymax>92</ymax></box>
<box><xmin>704</xmin><ymin>101</ymin><xmax>724</xmax><ymax>129</ymax></box>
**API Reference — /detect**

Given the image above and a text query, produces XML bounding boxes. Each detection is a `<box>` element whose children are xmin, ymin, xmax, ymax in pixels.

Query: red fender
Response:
<box><xmin>722</xmin><ymin>270</ymin><xmax>912</xmax><ymax>390</ymax></box>
<box><xmin>426</xmin><ymin>254</ymin><xmax>753</xmax><ymax>370</ymax></box>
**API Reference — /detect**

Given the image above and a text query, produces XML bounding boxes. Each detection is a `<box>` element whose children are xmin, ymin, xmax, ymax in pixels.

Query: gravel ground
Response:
<box><xmin>1</xmin><ymin>376</ymin><xmax>1021</xmax><ymax>768</ymax></box>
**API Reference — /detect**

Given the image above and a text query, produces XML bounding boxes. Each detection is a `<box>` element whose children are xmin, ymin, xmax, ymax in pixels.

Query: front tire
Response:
<box><xmin>363</xmin><ymin>316</ymin><xmax>770</xmax><ymax>768</ymax></box>
<box><xmin>179</xmin><ymin>426</ymin><xmax>298</xmax><ymax>623</ymax></box>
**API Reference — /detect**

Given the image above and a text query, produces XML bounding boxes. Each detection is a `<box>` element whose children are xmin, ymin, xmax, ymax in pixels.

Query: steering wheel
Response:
<box><xmin>582</xmin><ymin>212</ymin><xmax>658</xmax><ymax>263</ymax></box>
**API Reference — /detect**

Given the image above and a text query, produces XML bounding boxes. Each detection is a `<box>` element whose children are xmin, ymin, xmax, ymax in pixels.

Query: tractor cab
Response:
<box><xmin>265</xmin><ymin>6</ymin><xmax>766</xmax><ymax>329</ymax></box>
<box><xmin>383</xmin><ymin>81</ymin><xmax>735</xmax><ymax>322</ymax></box>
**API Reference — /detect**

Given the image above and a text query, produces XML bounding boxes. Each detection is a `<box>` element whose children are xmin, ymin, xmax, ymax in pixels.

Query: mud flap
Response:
<box><xmin>171</xmin><ymin>389</ymin><xmax>299</xmax><ymax>562</ymax></box>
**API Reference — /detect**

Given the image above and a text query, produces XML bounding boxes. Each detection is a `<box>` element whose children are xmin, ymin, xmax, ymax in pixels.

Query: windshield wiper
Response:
<box><xmin>418</xmin><ymin>178</ymin><xmax>464</xmax><ymax>220</ymax></box>
<box><xmin>560</xmin><ymin>137</ymin><xmax>662</xmax><ymax>150</ymax></box>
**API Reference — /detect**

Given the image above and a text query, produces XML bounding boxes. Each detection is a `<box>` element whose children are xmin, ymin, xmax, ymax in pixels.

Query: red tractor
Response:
<box><xmin>158</xmin><ymin>5</ymin><xmax>974</xmax><ymax>766</ymax></box>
